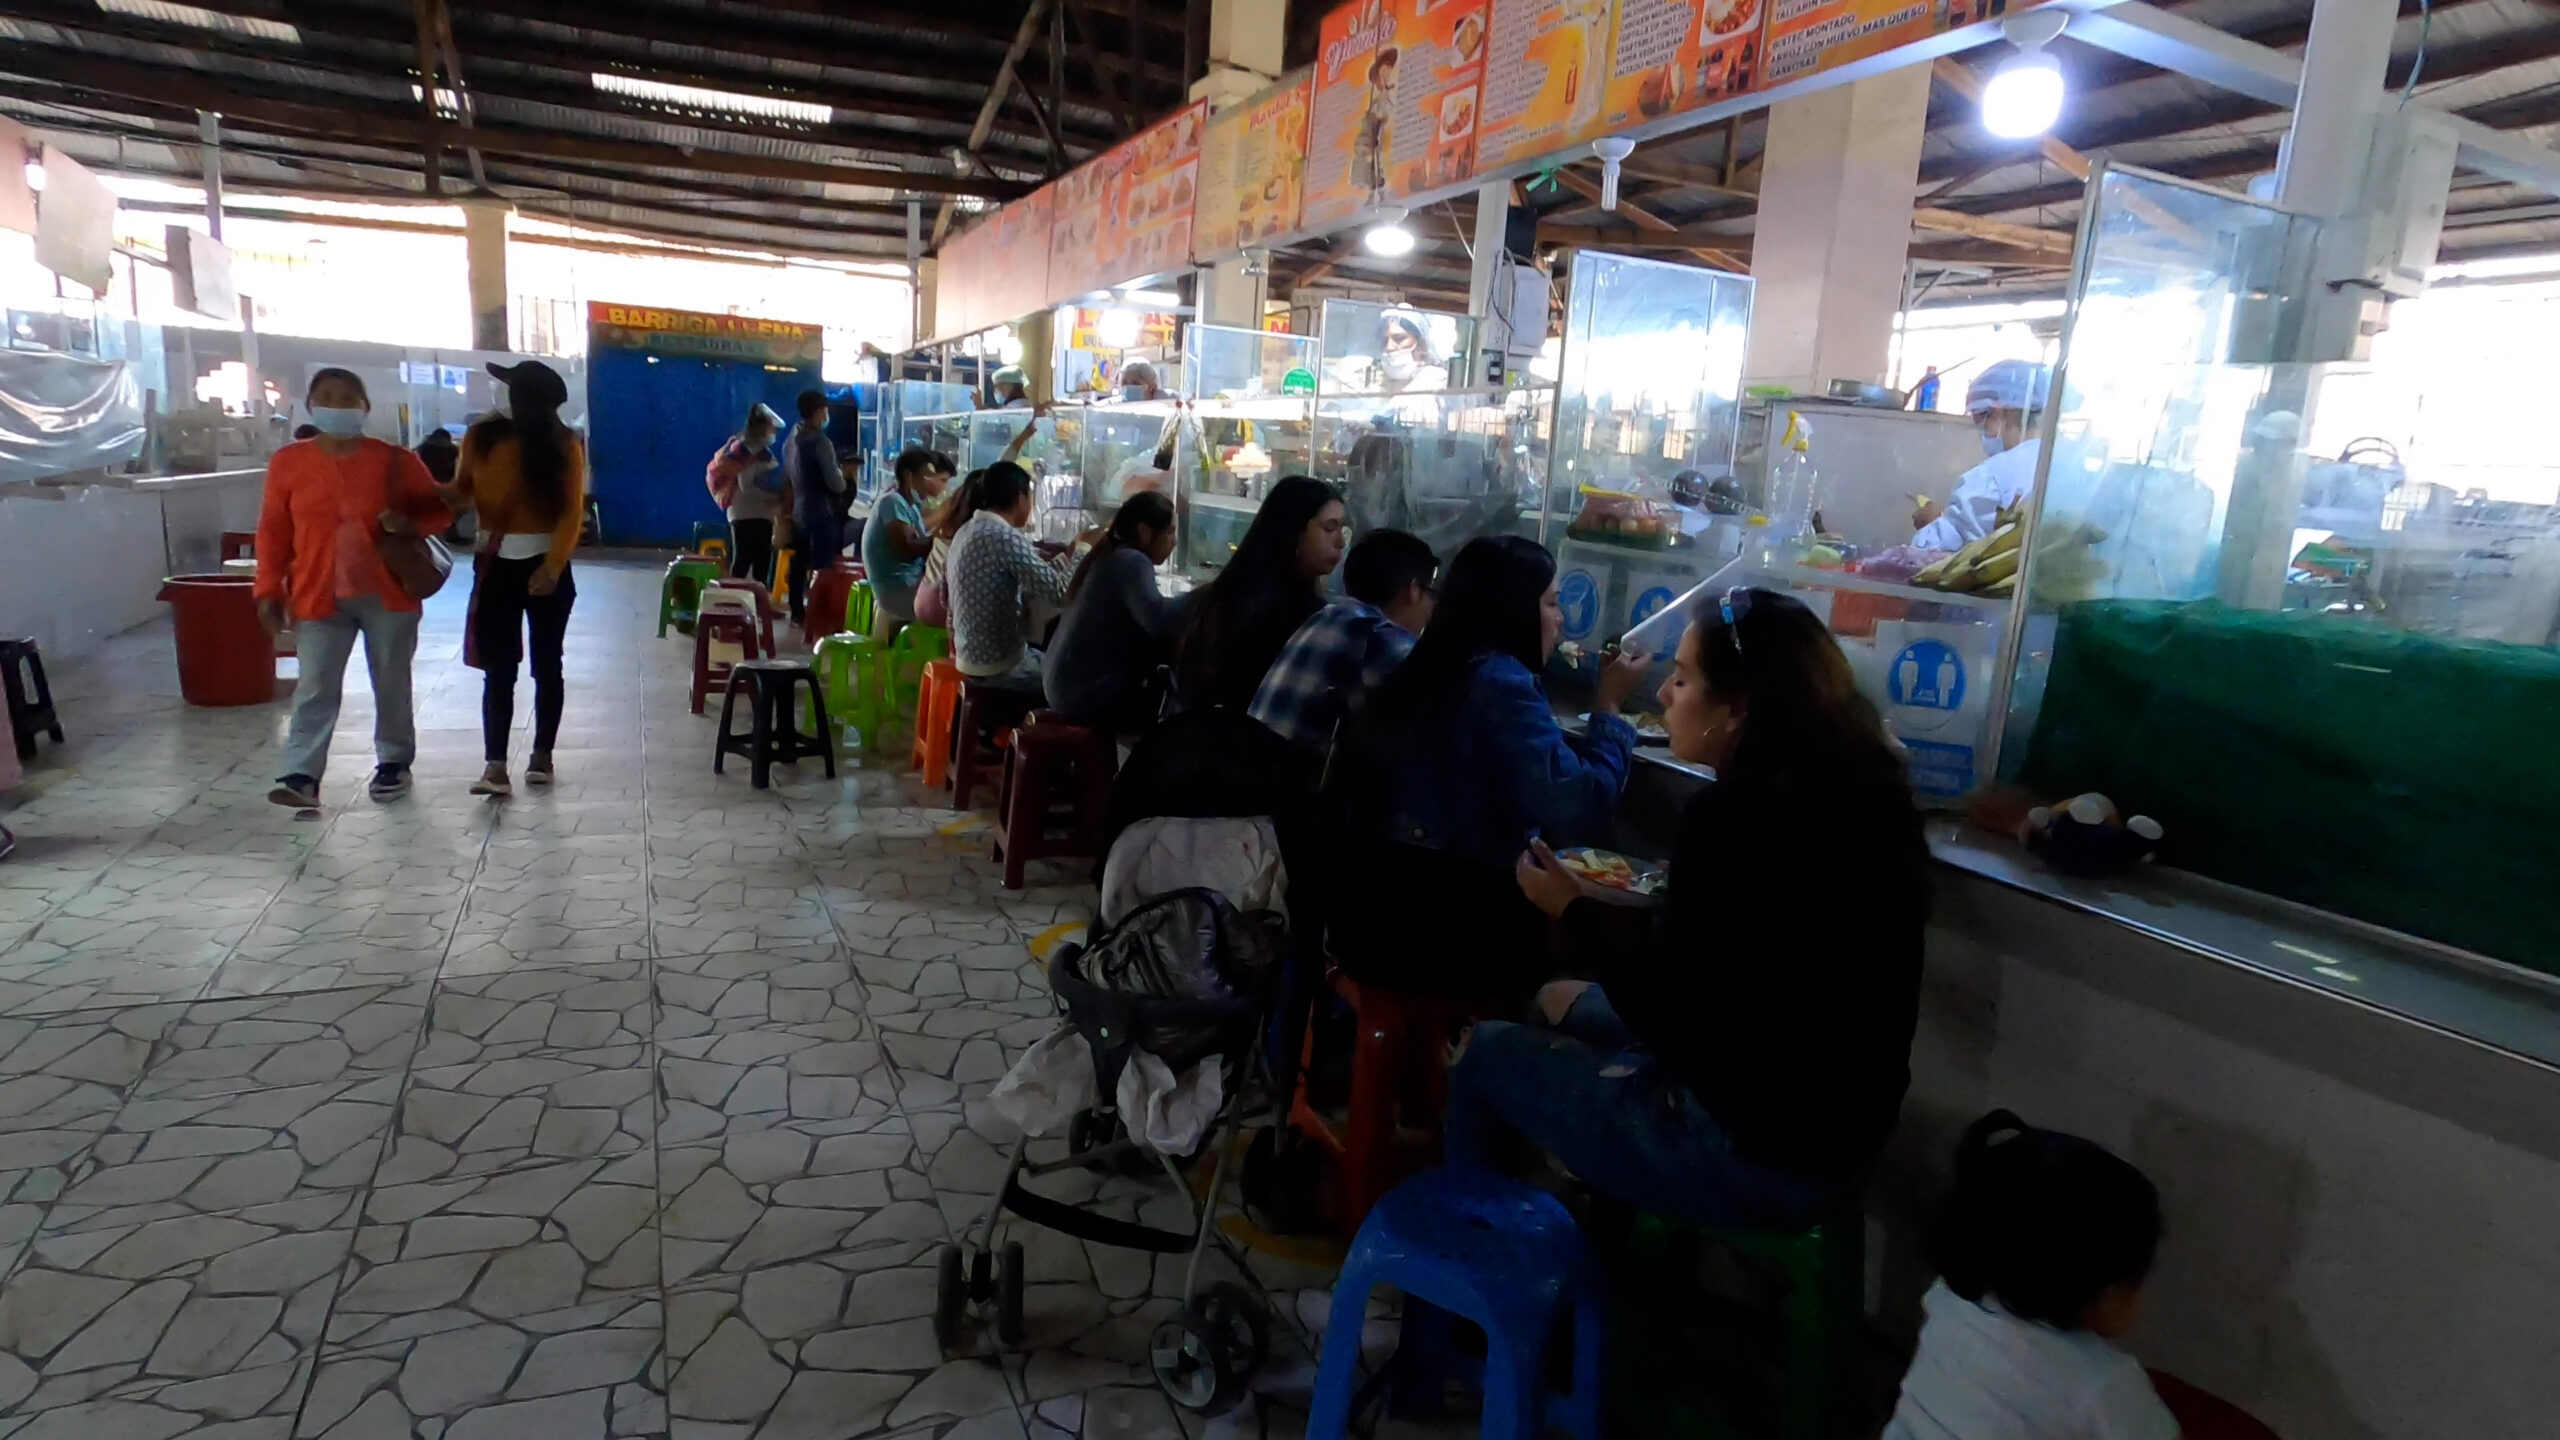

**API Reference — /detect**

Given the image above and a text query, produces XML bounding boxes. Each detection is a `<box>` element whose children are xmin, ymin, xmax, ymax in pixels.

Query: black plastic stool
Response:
<box><xmin>0</xmin><ymin>639</ymin><xmax>60</xmax><ymax>761</ymax></box>
<box><xmin>715</xmin><ymin>659</ymin><xmax>836</xmax><ymax>789</ymax></box>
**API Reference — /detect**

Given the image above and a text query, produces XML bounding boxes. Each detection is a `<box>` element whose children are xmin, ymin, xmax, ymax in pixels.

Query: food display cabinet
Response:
<box><xmin>1314</xmin><ymin>386</ymin><xmax>1554</xmax><ymax>563</ymax></box>
<box><xmin>1174</xmin><ymin>325</ymin><xmax>1318</xmax><ymax>577</ymax></box>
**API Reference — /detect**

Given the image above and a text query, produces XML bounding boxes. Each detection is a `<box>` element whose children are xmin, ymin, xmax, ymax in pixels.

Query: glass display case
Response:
<box><xmin>1998</xmin><ymin>165</ymin><xmax>2560</xmax><ymax>975</ymax></box>
<box><xmin>1075</xmin><ymin>399</ymin><xmax>1186</xmax><ymax>522</ymax></box>
<box><xmin>894</xmin><ymin>408</ymin><xmax>1087</xmax><ymax>543</ymax></box>
<box><xmin>874</xmin><ymin>380</ymin><xmax>975</xmax><ymax>495</ymax></box>
<box><xmin>1314</xmin><ymin>386</ymin><xmax>1553</xmax><ymax>563</ymax></box>
<box><xmin>1318</xmin><ymin>298</ymin><xmax>1478</xmax><ymax>396</ymax></box>
<box><xmin>1541</xmin><ymin>251</ymin><xmax>1754</xmax><ymax>687</ymax></box>
<box><xmin>1176</xmin><ymin>325</ymin><xmax>1319</xmax><ymax>576</ymax></box>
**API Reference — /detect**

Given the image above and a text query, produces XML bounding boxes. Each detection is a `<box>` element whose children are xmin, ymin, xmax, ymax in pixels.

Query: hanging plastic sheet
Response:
<box><xmin>0</xmin><ymin>349</ymin><xmax>145</xmax><ymax>484</ymax></box>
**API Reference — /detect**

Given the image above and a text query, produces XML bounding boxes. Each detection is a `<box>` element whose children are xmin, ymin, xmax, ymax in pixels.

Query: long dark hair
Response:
<box><xmin>1369</xmin><ymin>535</ymin><xmax>1553</xmax><ymax>729</ymax></box>
<box><xmin>1174</xmin><ymin>476</ymin><xmax>1342</xmax><ymax>710</ymax></box>
<box><xmin>1691</xmin><ymin>587</ymin><xmax>1906</xmax><ymax>793</ymax></box>
<box><xmin>1070</xmin><ymin>491</ymin><xmax>1174</xmax><ymax>603</ymax></box>
<box><xmin>467</xmin><ymin>395</ymin><xmax>571</xmax><ymax>522</ymax></box>
<box><xmin>1927</xmin><ymin>1109</ymin><xmax>2162</xmax><ymax>1329</ymax></box>
<box><xmin>933</xmin><ymin>469</ymin><xmax>988</xmax><ymax>541</ymax></box>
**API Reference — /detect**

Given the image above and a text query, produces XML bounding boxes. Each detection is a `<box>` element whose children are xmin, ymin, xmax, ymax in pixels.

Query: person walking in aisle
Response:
<box><xmin>254</xmin><ymin>368</ymin><xmax>452</xmax><ymax>809</ymax></box>
<box><xmin>782</xmin><ymin>389</ymin><xmax>852</xmax><ymax>628</ymax></box>
<box><xmin>707</xmin><ymin>402</ymin><xmax>788</xmax><ymax>585</ymax></box>
<box><xmin>443</xmin><ymin>360</ymin><xmax>586</xmax><ymax>798</ymax></box>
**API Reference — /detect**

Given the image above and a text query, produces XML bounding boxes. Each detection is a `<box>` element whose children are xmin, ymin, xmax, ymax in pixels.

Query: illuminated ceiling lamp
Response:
<box><xmin>1364</xmin><ymin>207</ymin><xmax>1416</xmax><ymax>257</ymax></box>
<box><xmin>1096</xmin><ymin>307</ymin><xmax>1144</xmax><ymax>348</ymax></box>
<box><xmin>1980</xmin><ymin>10</ymin><xmax>2069</xmax><ymax>140</ymax></box>
<box><xmin>1591</xmin><ymin>136</ymin><xmax>1635</xmax><ymax>211</ymax></box>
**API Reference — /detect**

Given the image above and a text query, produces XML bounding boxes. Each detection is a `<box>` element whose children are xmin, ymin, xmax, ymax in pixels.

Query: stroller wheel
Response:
<box><xmin>1150</xmin><ymin>1308</ymin><xmax>1245</xmax><ymax>1415</ymax></box>
<box><xmin>1195</xmin><ymin>1282</ymin><xmax>1272</xmax><ymax>1372</ymax></box>
<box><xmin>994</xmin><ymin>1241</ymin><xmax>1027</xmax><ymax>1346</ymax></box>
<box><xmin>934</xmin><ymin>1244</ymin><xmax>966</xmax><ymax>1356</ymax></box>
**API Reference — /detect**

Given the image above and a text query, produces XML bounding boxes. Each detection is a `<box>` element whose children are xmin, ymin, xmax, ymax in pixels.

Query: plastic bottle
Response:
<box><xmin>1761</xmin><ymin>410</ymin><xmax>1817</xmax><ymax>564</ymax></box>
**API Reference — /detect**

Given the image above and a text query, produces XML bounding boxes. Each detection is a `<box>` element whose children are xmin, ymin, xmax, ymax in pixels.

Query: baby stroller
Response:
<box><xmin>939</xmin><ymin>713</ymin><xmax>1311</xmax><ymax>1414</ymax></box>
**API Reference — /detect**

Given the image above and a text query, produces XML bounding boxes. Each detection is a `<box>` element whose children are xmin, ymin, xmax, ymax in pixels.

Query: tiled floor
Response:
<box><xmin>0</xmin><ymin>561</ymin><xmax>1355</xmax><ymax>1440</ymax></box>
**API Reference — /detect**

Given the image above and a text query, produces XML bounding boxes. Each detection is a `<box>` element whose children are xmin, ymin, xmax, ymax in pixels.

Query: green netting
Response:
<box><xmin>2020</xmin><ymin>600</ymin><xmax>2560</xmax><ymax>976</ymax></box>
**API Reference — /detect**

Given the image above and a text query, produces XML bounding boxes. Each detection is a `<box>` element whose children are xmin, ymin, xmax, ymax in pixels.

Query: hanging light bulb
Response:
<box><xmin>1364</xmin><ymin>207</ymin><xmax>1415</xmax><ymax>257</ymax></box>
<box><xmin>1096</xmin><ymin>307</ymin><xmax>1143</xmax><ymax>349</ymax></box>
<box><xmin>1591</xmin><ymin>136</ymin><xmax>1635</xmax><ymax>212</ymax></box>
<box><xmin>1980</xmin><ymin>11</ymin><xmax>2069</xmax><ymax>139</ymax></box>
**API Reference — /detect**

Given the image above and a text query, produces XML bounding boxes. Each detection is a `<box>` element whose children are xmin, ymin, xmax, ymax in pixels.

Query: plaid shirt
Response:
<box><xmin>1248</xmin><ymin>599</ymin><xmax>1416</xmax><ymax>752</ymax></box>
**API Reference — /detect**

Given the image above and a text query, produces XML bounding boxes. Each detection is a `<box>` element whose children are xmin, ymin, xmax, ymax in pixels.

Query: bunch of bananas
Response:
<box><xmin>1912</xmin><ymin>502</ymin><xmax>2027</xmax><ymax>596</ymax></box>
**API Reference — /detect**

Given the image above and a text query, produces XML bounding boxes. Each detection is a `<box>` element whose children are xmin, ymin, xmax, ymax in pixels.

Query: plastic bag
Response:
<box><xmin>992</xmin><ymin>1028</ymin><xmax>1098</xmax><ymax>1137</ymax></box>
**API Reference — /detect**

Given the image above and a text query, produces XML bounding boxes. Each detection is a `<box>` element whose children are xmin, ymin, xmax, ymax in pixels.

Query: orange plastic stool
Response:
<box><xmin>1289</xmin><ymin>972</ymin><xmax>1485</xmax><ymax>1231</ymax></box>
<box><xmin>991</xmin><ymin>713</ymin><xmax>1118</xmax><ymax>888</ymax></box>
<box><xmin>908</xmin><ymin>658</ymin><xmax>964</xmax><ymax>788</ymax></box>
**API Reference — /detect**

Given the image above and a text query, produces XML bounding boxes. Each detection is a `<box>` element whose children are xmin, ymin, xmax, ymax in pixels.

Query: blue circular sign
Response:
<box><xmin>1558</xmin><ymin>570</ymin><xmax>1599</xmax><ymax>640</ymax></box>
<box><xmin>1888</xmin><ymin>640</ymin><xmax>1966</xmax><ymax>713</ymax></box>
<box><xmin>1630</xmin><ymin>585</ymin><xmax>1677</xmax><ymax>627</ymax></box>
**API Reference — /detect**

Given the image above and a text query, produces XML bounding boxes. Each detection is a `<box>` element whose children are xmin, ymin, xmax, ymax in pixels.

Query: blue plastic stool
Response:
<box><xmin>1306</xmin><ymin>1167</ymin><xmax>1604</xmax><ymax>1440</ymax></box>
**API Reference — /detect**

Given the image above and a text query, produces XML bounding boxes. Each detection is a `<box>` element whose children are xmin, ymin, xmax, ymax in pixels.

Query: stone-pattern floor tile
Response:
<box><xmin>0</xmin><ymin>561</ymin><xmax>1321</xmax><ymax>1440</ymax></box>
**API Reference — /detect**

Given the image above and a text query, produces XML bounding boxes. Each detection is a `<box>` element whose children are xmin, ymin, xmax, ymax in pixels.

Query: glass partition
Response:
<box><xmin>1177</xmin><ymin>394</ymin><xmax>1318</xmax><ymax>576</ymax></box>
<box><xmin>2004</xmin><ymin>165</ymin><xmax>2560</xmax><ymax>976</ymax></box>
<box><xmin>1314</xmin><ymin>386</ymin><xmax>1552</xmax><ymax>563</ymax></box>
<box><xmin>1541</xmin><ymin>253</ymin><xmax>1754</xmax><ymax>707</ymax></box>
<box><xmin>1317</xmin><ymin>299</ymin><xmax>1478</xmax><ymax>396</ymax></box>
<box><xmin>1183</xmin><ymin>324</ymin><xmax>1316</xmax><ymax>400</ymax></box>
<box><xmin>1076</xmin><ymin>399</ymin><xmax>1186</xmax><ymax>522</ymax></box>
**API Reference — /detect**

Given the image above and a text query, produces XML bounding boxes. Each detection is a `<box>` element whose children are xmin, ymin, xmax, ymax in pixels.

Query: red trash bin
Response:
<box><xmin>157</xmin><ymin>574</ymin><xmax>278</xmax><ymax>707</ymax></box>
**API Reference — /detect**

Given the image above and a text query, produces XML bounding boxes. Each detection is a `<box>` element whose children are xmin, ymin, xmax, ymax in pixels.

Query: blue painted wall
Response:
<box><xmin>586</xmin><ymin>348</ymin><xmax>822</xmax><ymax>546</ymax></box>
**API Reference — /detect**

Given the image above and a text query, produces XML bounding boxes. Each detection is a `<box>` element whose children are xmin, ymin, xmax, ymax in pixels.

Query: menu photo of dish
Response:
<box><xmin>1599</xmin><ymin>0</ymin><xmax>1764</xmax><ymax>133</ymax></box>
<box><xmin>1386</xmin><ymin>0</ymin><xmax>1491</xmax><ymax>202</ymax></box>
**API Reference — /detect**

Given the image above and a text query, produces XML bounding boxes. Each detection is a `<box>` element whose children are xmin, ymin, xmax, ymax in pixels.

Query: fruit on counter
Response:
<box><xmin>1910</xmin><ymin>519</ymin><xmax>2022</xmax><ymax>592</ymax></box>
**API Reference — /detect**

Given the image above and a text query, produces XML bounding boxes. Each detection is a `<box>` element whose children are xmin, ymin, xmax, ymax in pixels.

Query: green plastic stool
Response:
<box><xmin>810</xmin><ymin>633</ymin><xmax>896</xmax><ymax>752</ymax></box>
<box><xmin>846</xmin><ymin>581</ymin><xmax>877</xmax><ymax>641</ymax></box>
<box><xmin>1607</xmin><ymin>1207</ymin><xmax>1863</xmax><ymax>1440</ymax></box>
<box><xmin>886</xmin><ymin>624</ymin><xmax>949</xmax><ymax>714</ymax></box>
<box><xmin>658</xmin><ymin>558</ymin><xmax>722</xmax><ymax>637</ymax></box>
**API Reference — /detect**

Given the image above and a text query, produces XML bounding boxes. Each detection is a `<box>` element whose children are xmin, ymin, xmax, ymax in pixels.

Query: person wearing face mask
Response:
<box><xmin>1376</xmin><ymin>312</ymin><xmax>1449</xmax><ymax>395</ymax></box>
<box><xmin>1477</xmin><ymin>588</ymin><xmax>1930</xmax><ymax>1226</ymax></box>
<box><xmin>782</xmin><ymin>390</ymin><xmax>853</xmax><ymax>627</ymax></box>
<box><xmin>1116</xmin><ymin>361</ymin><xmax>1164</xmax><ymax>403</ymax></box>
<box><xmin>1913</xmin><ymin>359</ymin><xmax>2051</xmax><ymax>550</ymax></box>
<box><xmin>253</xmin><ymin>367</ymin><xmax>453</xmax><ymax>809</ymax></box>
<box><xmin>989</xmin><ymin>366</ymin><xmax>1033</xmax><ymax>409</ymax></box>
<box><xmin>707</xmin><ymin>402</ymin><xmax>788</xmax><ymax>585</ymax></box>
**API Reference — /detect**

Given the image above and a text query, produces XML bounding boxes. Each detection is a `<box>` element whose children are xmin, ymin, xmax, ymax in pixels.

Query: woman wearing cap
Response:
<box><xmin>1912</xmin><ymin>359</ymin><xmax>2051</xmax><ymax>549</ymax></box>
<box><xmin>445</xmin><ymin>360</ymin><xmax>586</xmax><ymax>797</ymax></box>
<box><xmin>708</xmin><ymin>402</ymin><xmax>788</xmax><ymax>585</ymax></box>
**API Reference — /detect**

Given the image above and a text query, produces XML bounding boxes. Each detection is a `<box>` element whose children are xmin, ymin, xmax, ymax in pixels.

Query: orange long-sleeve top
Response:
<box><xmin>253</xmin><ymin>437</ymin><xmax>453</xmax><ymax>622</ymax></box>
<box><xmin>447</xmin><ymin>424</ymin><xmax>589</xmax><ymax>574</ymax></box>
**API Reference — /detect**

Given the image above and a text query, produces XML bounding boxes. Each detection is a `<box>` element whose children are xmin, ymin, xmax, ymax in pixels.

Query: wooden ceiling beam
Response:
<box><xmin>0</xmin><ymin>55</ymin><xmax>1027</xmax><ymax>198</ymax></box>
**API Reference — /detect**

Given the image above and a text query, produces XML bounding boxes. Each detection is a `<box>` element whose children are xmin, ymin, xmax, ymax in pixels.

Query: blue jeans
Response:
<box><xmin>1445</xmin><ymin>989</ymin><xmax>1834</xmax><ymax>1228</ymax></box>
<box><xmin>280</xmin><ymin>594</ymin><xmax>418</xmax><ymax>781</ymax></box>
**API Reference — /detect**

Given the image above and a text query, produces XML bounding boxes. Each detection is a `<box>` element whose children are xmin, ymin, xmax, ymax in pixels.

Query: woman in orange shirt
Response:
<box><xmin>253</xmin><ymin>367</ymin><xmax>452</xmax><ymax>809</ymax></box>
<box><xmin>444</xmin><ymin>360</ymin><xmax>586</xmax><ymax>798</ymax></box>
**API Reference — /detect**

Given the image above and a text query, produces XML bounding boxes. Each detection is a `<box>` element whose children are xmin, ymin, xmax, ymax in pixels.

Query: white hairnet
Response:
<box><xmin>1966</xmin><ymin>359</ymin><xmax>2051</xmax><ymax>417</ymax></box>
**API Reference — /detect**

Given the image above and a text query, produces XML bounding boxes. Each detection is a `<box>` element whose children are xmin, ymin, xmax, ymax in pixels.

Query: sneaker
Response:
<box><xmin>368</xmin><ymin>764</ymin><xmax>412</xmax><ymax>802</ymax></box>
<box><xmin>524</xmin><ymin>753</ymin><xmax>555</xmax><ymax>787</ymax></box>
<box><xmin>267</xmin><ymin>774</ymin><xmax>320</xmax><ymax>809</ymax></box>
<box><xmin>469</xmin><ymin>764</ymin><xmax>512</xmax><ymax>798</ymax></box>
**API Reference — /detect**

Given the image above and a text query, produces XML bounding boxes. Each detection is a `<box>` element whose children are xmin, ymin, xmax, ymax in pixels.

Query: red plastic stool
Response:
<box><xmin>707</xmin><ymin>578</ymin><xmax>783</xmax><ymax>654</ymax></box>
<box><xmin>801</xmin><ymin>566</ymin><xmax>862</xmax><ymax>646</ymax></box>
<box><xmin>991</xmin><ymin>712</ymin><xmax>1118</xmax><ymax>888</ymax></box>
<box><xmin>908</xmin><ymin>658</ymin><xmax>964</xmax><ymax>788</ymax></box>
<box><xmin>1289</xmin><ymin>972</ymin><xmax>1486</xmax><ymax>1230</ymax></box>
<box><xmin>690</xmin><ymin>610</ymin><xmax>761</xmax><ymax>716</ymax></box>
<box><xmin>950</xmin><ymin>676</ymin><xmax>1041</xmax><ymax>811</ymax></box>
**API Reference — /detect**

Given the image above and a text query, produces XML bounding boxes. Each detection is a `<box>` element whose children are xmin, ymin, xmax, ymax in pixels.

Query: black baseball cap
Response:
<box><xmin>487</xmin><ymin>359</ymin><xmax>569</xmax><ymax>408</ymax></box>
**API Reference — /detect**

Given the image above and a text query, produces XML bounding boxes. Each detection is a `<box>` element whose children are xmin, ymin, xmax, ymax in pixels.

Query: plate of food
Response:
<box><xmin>1554</xmin><ymin>847</ymin><xmax>1668</xmax><ymax>905</ymax></box>
<box><xmin>1579</xmin><ymin>712</ymin><xmax>1671</xmax><ymax>744</ymax></box>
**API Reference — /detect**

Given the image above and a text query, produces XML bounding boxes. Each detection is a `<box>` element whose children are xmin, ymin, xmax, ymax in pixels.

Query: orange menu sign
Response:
<box><xmin>1045</xmin><ymin>150</ymin><xmax>1125</xmax><ymax>306</ymax></box>
<box><xmin>1383</xmin><ymin>0</ymin><xmax>1495</xmax><ymax>202</ymax></box>
<box><xmin>1765</xmin><ymin>0</ymin><xmax>1963</xmax><ymax>84</ymax></box>
<box><xmin>1478</xmin><ymin>0</ymin><xmax>1764</xmax><ymax>171</ymax></box>
<box><xmin>1194</xmin><ymin>73</ymin><xmax>1314</xmax><ymax>257</ymax></box>
<box><xmin>1301</xmin><ymin>0</ymin><xmax>1402</xmax><ymax>230</ymax></box>
<box><xmin>937</xmin><ymin>185</ymin><xmax>1054</xmax><ymax>340</ymax></box>
<box><xmin>1105</xmin><ymin>101</ymin><xmax>1206</xmax><ymax>282</ymax></box>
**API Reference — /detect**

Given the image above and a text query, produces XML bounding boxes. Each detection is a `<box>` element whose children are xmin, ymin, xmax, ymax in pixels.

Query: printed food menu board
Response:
<box><xmin>1302</xmin><ymin>0</ymin><xmax>1401</xmax><ymax>230</ymax></box>
<box><xmin>937</xmin><ymin>184</ymin><xmax>1054</xmax><ymax>340</ymax></box>
<box><xmin>1102</xmin><ymin>101</ymin><xmax>1205</xmax><ymax>282</ymax></box>
<box><xmin>1195</xmin><ymin>75</ymin><xmax>1313</xmax><ymax>258</ymax></box>
<box><xmin>1765</xmin><ymin>0</ymin><xmax>1951</xmax><ymax>84</ymax></box>
<box><xmin>1385</xmin><ymin>0</ymin><xmax>1494</xmax><ymax>203</ymax></box>
<box><xmin>1478</xmin><ymin>0</ymin><xmax>1764</xmax><ymax>171</ymax></box>
<box><xmin>1046</xmin><ymin>151</ymin><xmax>1125</xmax><ymax>306</ymax></box>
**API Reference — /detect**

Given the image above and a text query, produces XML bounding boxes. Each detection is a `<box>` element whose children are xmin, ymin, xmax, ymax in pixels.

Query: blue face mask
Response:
<box><xmin>1121</xmin><ymin>386</ymin><xmax>1148</xmax><ymax>402</ymax></box>
<box><xmin>1980</xmin><ymin>430</ymin><xmax>2007</xmax><ymax>459</ymax></box>
<box><xmin>309</xmin><ymin>406</ymin><xmax>367</xmax><ymax>439</ymax></box>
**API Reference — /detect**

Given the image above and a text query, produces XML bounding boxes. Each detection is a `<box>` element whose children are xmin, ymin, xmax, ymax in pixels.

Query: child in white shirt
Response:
<box><xmin>1884</xmin><ymin>1109</ymin><xmax>2181</xmax><ymax>1440</ymax></box>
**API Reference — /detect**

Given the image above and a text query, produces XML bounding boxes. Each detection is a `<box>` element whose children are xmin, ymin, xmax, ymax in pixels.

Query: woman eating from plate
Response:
<box><xmin>1449</xmin><ymin>587</ymin><xmax>1930</xmax><ymax>1226</ymax></box>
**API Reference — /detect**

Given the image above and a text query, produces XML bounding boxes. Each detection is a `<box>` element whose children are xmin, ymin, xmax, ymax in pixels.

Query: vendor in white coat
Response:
<box><xmin>1912</xmin><ymin>359</ymin><xmax>2051</xmax><ymax>550</ymax></box>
